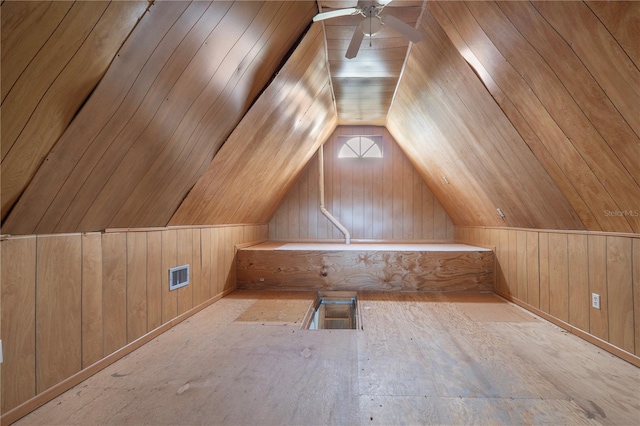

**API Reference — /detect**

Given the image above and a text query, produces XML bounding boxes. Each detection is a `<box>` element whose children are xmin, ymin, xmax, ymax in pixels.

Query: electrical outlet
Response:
<box><xmin>592</xmin><ymin>293</ymin><xmax>601</xmax><ymax>309</ymax></box>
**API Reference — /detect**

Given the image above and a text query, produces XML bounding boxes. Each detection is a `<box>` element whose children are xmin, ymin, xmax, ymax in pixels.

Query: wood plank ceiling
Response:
<box><xmin>1</xmin><ymin>1</ymin><xmax>639</xmax><ymax>235</ymax></box>
<box><xmin>386</xmin><ymin>0</ymin><xmax>640</xmax><ymax>233</ymax></box>
<box><xmin>2</xmin><ymin>0</ymin><xmax>325</xmax><ymax>234</ymax></box>
<box><xmin>318</xmin><ymin>0</ymin><xmax>423</xmax><ymax>125</ymax></box>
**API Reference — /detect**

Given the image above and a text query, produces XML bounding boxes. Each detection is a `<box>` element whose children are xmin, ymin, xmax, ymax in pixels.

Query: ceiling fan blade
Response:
<box><xmin>345</xmin><ymin>25</ymin><xmax>365</xmax><ymax>59</ymax></box>
<box><xmin>382</xmin><ymin>14</ymin><xmax>424</xmax><ymax>43</ymax></box>
<box><xmin>313</xmin><ymin>8</ymin><xmax>359</xmax><ymax>22</ymax></box>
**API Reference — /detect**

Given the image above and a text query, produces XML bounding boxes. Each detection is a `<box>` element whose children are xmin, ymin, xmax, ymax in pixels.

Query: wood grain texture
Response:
<box><xmin>81</xmin><ymin>233</ymin><xmax>103</xmax><ymax>367</ymax></box>
<box><xmin>507</xmin><ymin>230</ymin><xmax>517</xmax><ymax>297</ymax></box>
<box><xmin>387</xmin><ymin>5</ymin><xmax>582</xmax><ymax>231</ymax></box>
<box><xmin>494</xmin><ymin>1</ymin><xmax>640</xmax><ymax>232</ymax></box>
<box><xmin>161</xmin><ymin>230</ymin><xmax>178</xmax><ymax>323</ymax></box>
<box><xmin>532</xmin><ymin>1</ymin><xmax>640</xmax><ymax>141</ymax></box>
<box><xmin>1</xmin><ymin>237</ymin><xmax>36</xmax><ymax>413</ymax></box>
<box><xmin>538</xmin><ymin>232</ymin><xmax>550</xmax><ymax>314</ymax></box>
<box><xmin>169</xmin><ymin>22</ymin><xmax>337</xmax><ymax>226</ymax></box>
<box><xmin>17</xmin><ymin>291</ymin><xmax>640</xmax><ymax>425</ymax></box>
<box><xmin>192</xmin><ymin>229</ymin><xmax>207</xmax><ymax>306</ymax></box>
<box><xmin>634</xmin><ymin>238</ymin><xmax>640</xmax><ymax>356</ymax></box>
<box><xmin>526</xmin><ymin>231</ymin><xmax>539</xmax><ymax>309</ymax></box>
<box><xmin>1</xmin><ymin>224</ymin><xmax>260</xmax><ymax>419</ymax></box>
<box><xmin>176</xmin><ymin>229</ymin><xmax>194</xmax><ymax>315</ymax></box>
<box><xmin>568</xmin><ymin>234</ymin><xmax>589</xmax><ymax>331</ymax></box>
<box><xmin>606</xmin><ymin>236</ymin><xmax>634</xmax><ymax>353</ymax></box>
<box><xmin>495</xmin><ymin>229</ymin><xmax>509</xmax><ymax>296</ymax></box>
<box><xmin>127</xmin><ymin>232</ymin><xmax>147</xmax><ymax>343</ymax></box>
<box><xmin>36</xmin><ymin>234</ymin><xmax>82</xmax><ymax>393</ymax></box>
<box><xmin>1</xmin><ymin>1</ymin><xmax>73</xmax><ymax>102</ymax></box>
<box><xmin>588</xmin><ymin>235</ymin><xmax>608</xmax><ymax>341</ymax></box>
<box><xmin>587</xmin><ymin>1</ymin><xmax>640</xmax><ymax>69</ymax></box>
<box><xmin>547</xmin><ymin>234</ymin><xmax>569</xmax><ymax>322</ymax></box>
<box><xmin>146</xmin><ymin>231</ymin><xmax>163</xmax><ymax>332</ymax></box>
<box><xmin>270</xmin><ymin>126</ymin><xmax>454</xmax><ymax>241</ymax></box>
<box><xmin>459</xmin><ymin>225</ymin><xmax>639</xmax><ymax>364</ymax></box>
<box><xmin>1</xmin><ymin>1</ymin><xmax>148</xmax><ymax>220</ymax></box>
<box><xmin>237</xmin><ymin>246</ymin><xmax>495</xmax><ymax>292</ymax></box>
<box><xmin>431</xmin><ymin>1</ymin><xmax>640</xmax><ymax>232</ymax></box>
<box><xmin>3</xmin><ymin>1</ymin><xmax>318</xmax><ymax>234</ymax></box>
<box><xmin>102</xmin><ymin>232</ymin><xmax>127</xmax><ymax>356</ymax></box>
<box><xmin>516</xmin><ymin>231</ymin><xmax>527</xmax><ymax>302</ymax></box>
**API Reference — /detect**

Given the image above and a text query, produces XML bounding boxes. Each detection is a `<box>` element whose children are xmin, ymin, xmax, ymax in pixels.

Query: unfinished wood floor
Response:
<box><xmin>17</xmin><ymin>291</ymin><xmax>640</xmax><ymax>425</ymax></box>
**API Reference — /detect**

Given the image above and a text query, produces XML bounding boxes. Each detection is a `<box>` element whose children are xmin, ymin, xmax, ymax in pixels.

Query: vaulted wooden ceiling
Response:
<box><xmin>1</xmin><ymin>1</ymin><xmax>639</xmax><ymax>235</ymax></box>
<box><xmin>318</xmin><ymin>0</ymin><xmax>422</xmax><ymax>125</ymax></box>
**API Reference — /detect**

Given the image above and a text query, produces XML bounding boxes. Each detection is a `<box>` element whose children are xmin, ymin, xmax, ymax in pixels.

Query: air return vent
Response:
<box><xmin>169</xmin><ymin>265</ymin><xmax>190</xmax><ymax>291</ymax></box>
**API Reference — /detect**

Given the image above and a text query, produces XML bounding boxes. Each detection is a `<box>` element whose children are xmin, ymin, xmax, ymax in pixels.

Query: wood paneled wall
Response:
<box><xmin>3</xmin><ymin>1</ymin><xmax>317</xmax><ymax>234</ymax></box>
<box><xmin>169</xmin><ymin>22</ymin><xmax>337</xmax><ymax>226</ymax></box>
<box><xmin>0</xmin><ymin>224</ymin><xmax>267</xmax><ymax>422</ymax></box>
<box><xmin>426</xmin><ymin>1</ymin><xmax>640</xmax><ymax>233</ymax></box>
<box><xmin>1</xmin><ymin>0</ymin><xmax>149</xmax><ymax>221</ymax></box>
<box><xmin>456</xmin><ymin>226</ymin><xmax>640</xmax><ymax>365</ymax></box>
<box><xmin>269</xmin><ymin>126</ymin><xmax>454</xmax><ymax>241</ymax></box>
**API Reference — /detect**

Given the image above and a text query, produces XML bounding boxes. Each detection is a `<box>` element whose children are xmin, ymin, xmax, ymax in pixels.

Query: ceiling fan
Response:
<box><xmin>313</xmin><ymin>0</ymin><xmax>424</xmax><ymax>59</ymax></box>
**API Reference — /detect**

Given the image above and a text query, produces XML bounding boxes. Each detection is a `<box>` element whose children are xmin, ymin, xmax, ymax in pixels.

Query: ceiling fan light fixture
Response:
<box><xmin>361</xmin><ymin>17</ymin><xmax>382</xmax><ymax>36</ymax></box>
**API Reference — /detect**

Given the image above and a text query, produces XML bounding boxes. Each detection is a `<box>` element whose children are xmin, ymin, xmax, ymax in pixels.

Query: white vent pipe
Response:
<box><xmin>318</xmin><ymin>145</ymin><xmax>351</xmax><ymax>244</ymax></box>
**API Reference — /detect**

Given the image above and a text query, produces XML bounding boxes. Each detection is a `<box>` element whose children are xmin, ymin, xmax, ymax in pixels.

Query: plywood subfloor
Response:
<box><xmin>17</xmin><ymin>291</ymin><xmax>640</xmax><ymax>425</ymax></box>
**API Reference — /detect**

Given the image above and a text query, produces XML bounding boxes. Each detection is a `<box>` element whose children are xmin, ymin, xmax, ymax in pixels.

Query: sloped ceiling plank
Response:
<box><xmin>3</xmin><ymin>1</ymin><xmax>317</xmax><ymax>235</ymax></box>
<box><xmin>433</xmin><ymin>0</ymin><xmax>639</xmax><ymax>232</ymax></box>
<box><xmin>495</xmin><ymin>1</ymin><xmax>640</xmax><ymax>231</ymax></box>
<box><xmin>428</xmin><ymin>2</ymin><xmax>598</xmax><ymax>230</ymax></box>
<box><xmin>2</xmin><ymin>0</ymin><xmax>109</xmax><ymax>159</ymax></box>
<box><xmin>3</xmin><ymin>0</ymin><xmax>192</xmax><ymax>235</ymax></box>
<box><xmin>587</xmin><ymin>1</ymin><xmax>640</xmax><ymax>70</ymax></box>
<box><xmin>1</xmin><ymin>1</ymin><xmax>73</xmax><ymax>102</ymax></box>
<box><xmin>169</xmin><ymin>23</ymin><xmax>338</xmax><ymax>226</ymax></box>
<box><xmin>42</xmin><ymin>1</ymin><xmax>226</xmax><ymax>234</ymax></box>
<box><xmin>61</xmin><ymin>1</ymin><xmax>305</xmax><ymax>233</ymax></box>
<box><xmin>116</xmin><ymin>1</ymin><xmax>315</xmax><ymax>229</ymax></box>
<box><xmin>533</xmin><ymin>1</ymin><xmax>640</xmax><ymax>138</ymax></box>
<box><xmin>0</xmin><ymin>1</ymin><xmax>149</xmax><ymax>221</ymax></box>
<box><xmin>387</xmin><ymin>6</ymin><xmax>583</xmax><ymax>229</ymax></box>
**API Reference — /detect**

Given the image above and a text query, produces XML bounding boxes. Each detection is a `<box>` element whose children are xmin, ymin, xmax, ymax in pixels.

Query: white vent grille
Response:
<box><xmin>169</xmin><ymin>265</ymin><xmax>190</xmax><ymax>291</ymax></box>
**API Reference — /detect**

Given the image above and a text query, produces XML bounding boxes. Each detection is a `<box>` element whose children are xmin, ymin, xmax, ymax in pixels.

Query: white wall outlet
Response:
<box><xmin>592</xmin><ymin>293</ymin><xmax>601</xmax><ymax>309</ymax></box>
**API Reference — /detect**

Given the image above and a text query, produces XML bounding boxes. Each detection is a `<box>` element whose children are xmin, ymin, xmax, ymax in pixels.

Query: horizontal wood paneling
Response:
<box><xmin>237</xmin><ymin>246</ymin><xmax>494</xmax><ymax>292</ymax></box>
<box><xmin>3</xmin><ymin>1</ymin><xmax>318</xmax><ymax>234</ymax></box>
<box><xmin>456</xmin><ymin>225</ymin><xmax>640</xmax><ymax>361</ymax></box>
<box><xmin>1</xmin><ymin>0</ymin><xmax>149</xmax><ymax>220</ymax></box>
<box><xmin>270</xmin><ymin>126</ymin><xmax>454</xmax><ymax>241</ymax></box>
<box><xmin>0</xmin><ymin>224</ymin><xmax>266</xmax><ymax>417</ymax></box>
<box><xmin>387</xmin><ymin>4</ymin><xmax>583</xmax><ymax>231</ymax></box>
<box><xmin>169</xmin><ymin>22</ymin><xmax>338</xmax><ymax>226</ymax></box>
<box><xmin>430</xmin><ymin>1</ymin><xmax>640</xmax><ymax>232</ymax></box>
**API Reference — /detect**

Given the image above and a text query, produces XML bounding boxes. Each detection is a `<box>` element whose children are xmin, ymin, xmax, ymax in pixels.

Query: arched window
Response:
<box><xmin>338</xmin><ymin>136</ymin><xmax>383</xmax><ymax>158</ymax></box>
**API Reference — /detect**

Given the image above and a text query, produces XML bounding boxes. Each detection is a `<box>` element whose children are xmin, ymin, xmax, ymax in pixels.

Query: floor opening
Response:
<box><xmin>306</xmin><ymin>291</ymin><xmax>359</xmax><ymax>330</ymax></box>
